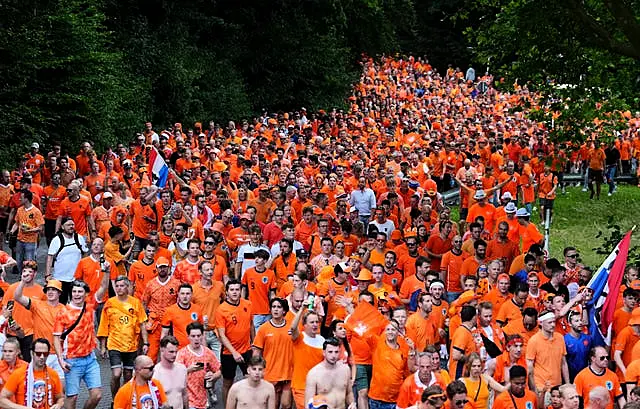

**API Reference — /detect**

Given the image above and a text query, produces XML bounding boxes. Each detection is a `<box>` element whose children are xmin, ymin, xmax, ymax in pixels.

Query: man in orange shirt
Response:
<box><xmin>537</xmin><ymin>165</ymin><xmax>558</xmax><ymax>222</ymax></box>
<box><xmin>10</xmin><ymin>190</ymin><xmax>44</xmax><ymax>274</ymax></box>
<box><xmin>516</xmin><ymin>208</ymin><xmax>543</xmax><ymax>254</ymax></box>
<box><xmin>129</xmin><ymin>242</ymin><xmax>159</xmax><ymax>299</ymax></box>
<box><xmin>425</xmin><ymin>220</ymin><xmax>453</xmax><ymax>272</ymax></box>
<box><xmin>74</xmin><ymin>238</ymin><xmax>118</xmax><ymax>307</ymax></box>
<box><xmin>53</xmin><ymin>274</ymin><xmax>109</xmax><ymax>409</ymax></box>
<box><xmin>588</xmin><ymin>142</ymin><xmax>606</xmax><ymax>200</ymax></box>
<box><xmin>161</xmin><ymin>283</ymin><xmax>203</xmax><ymax>348</ymax></box>
<box><xmin>56</xmin><ymin>180</ymin><xmax>95</xmax><ymax>241</ymax></box>
<box><xmin>525</xmin><ymin>311</ymin><xmax>569</xmax><ymax>392</ymax></box>
<box><xmin>0</xmin><ymin>338</ymin><xmax>64</xmax><ymax>409</ymax></box>
<box><xmin>449</xmin><ymin>305</ymin><xmax>478</xmax><ymax>379</ymax></box>
<box><xmin>192</xmin><ymin>259</ymin><xmax>225</xmax><ymax>361</ymax></box>
<box><xmin>141</xmin><ymin>256</ymin><xmax>180</xmax><ymax>362</ymax></box>
<box><xmin>406</xmin><ymin>293</ymin><xmax>438</xmax><ymax>352</ymax></box>
<box><xmin>492</xmin><ymin>366</ymin><xmax>537</xmax><ymax>409</ymax></box>
<box><xmin>174</xmin><ymin>239</ymin><xmax>202</xmax><ymax>284</ymax></box>
<box><xmin>43</xmin><ymin>173</ymin><xmax>66</xmax><ymax>245</ymax></box>
<box><xmin>466</xmin><ymin>190</ymin><xmax>496</xmax><ymax>233</ymax></box>
<box><xmin>241</xmin><ymin>249</ymin><xmax>277</xmax><ymax>332</ymax></box>
<box><xmin>486</xmin><ymin>221</ymin><xmax>520</xmax><ymax>272</ymax></box>
<box><xmin>214</xmin><ymin>279</ymin><xmax>253</xmax><ymax>406</ymax></box>
<box><xmin>0</xmin><ymin>339</ymin><xmax>26</xmax><ymax>391</ymax></box>
<box><xmin>575</xmin><ymin>346</ymin><xmax>625</xmax><ymax>409</ymax></box>
<box><xmin>97</xmin><ymin>276</ymin><xmax>149</xmax><ymax>400</ymax></box>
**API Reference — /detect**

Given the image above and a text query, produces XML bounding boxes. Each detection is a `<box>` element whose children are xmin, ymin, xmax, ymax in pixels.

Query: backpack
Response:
<box><xmin>52</xmin><ymin>232</ymin><xmax>83</xmax><ymax>265</ymax></box>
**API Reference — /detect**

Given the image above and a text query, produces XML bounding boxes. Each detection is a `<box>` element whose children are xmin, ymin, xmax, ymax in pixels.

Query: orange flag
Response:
<box><xmin>344</xmin><ymin>301</ymin><xmax>388</xmax><ymax>338</ymax></box>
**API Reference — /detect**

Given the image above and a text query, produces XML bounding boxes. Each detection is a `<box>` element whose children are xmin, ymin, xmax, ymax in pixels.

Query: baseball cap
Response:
<box><xmin>156</xmin><ymin>257</ymin><xmax>170</xmax><ymax>267</ymax></box>
<box><xmin>390</xmin><ymin>230</ymin><xmax>402</xmax><ymax>240</ymax></box>
<box><xmin>102</xmin><ymin>192</ymin><xmax>113</xmax><ymax>199</ymax></box>
<box><xmin>211</xmin><ymin>222</ymin><xmax>224</xmax><ymax>233</ymax></box>
<box><xmin>31</xmin><ymin>142</ymin><xmax>40</xmax><ymax>149</ymax></box>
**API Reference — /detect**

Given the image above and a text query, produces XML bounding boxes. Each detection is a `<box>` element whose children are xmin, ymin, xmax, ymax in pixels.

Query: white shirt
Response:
<box><xmin>48</xmin><ymin>233</ymin><xmax>88</xmax><ymax>281</ymax></box>
<box><xmin>236</xmin><ymin>242</ymin><xmax>270</xmax><ymax>278</ymax></box>
<box><xmin>349</xmin><ymin>188</ymin><xmax>376</xmax><ymax>216</ymax></box>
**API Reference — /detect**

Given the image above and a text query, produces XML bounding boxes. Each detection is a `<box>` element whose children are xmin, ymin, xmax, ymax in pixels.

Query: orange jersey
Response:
<box><xmin>53</xmin><ymin>302</ymin><xmax>97</xmax><ymax>359</ymax></box>
<box><xmin>291</xmin><ymin>333</ymin><xmax>325</xmax><ymax>391</ymax></box>
<box><xmin>253</xmin><ymin>319</ymin><xmax>295</xmax><ymax>382</ymax></box>
<box><xmin>241</xmin><ymin>267</ymin><xmax>277</xmax><ymax>315</ymax></box>
<box><xmin>58</xmin><ymin>196</ymin><xmax>92</xmax><ymax>237</ymax></box>
<box><xmin>173</xmin><ymin>258</ymin><xmax>201</xmax><ymax>284</ymax></box>
<box><xmin>191</xmin><ymin>280</ymin><xmax>224</xmax><ymax>331</ymax></box>
<box><xmin>214</xmin><ymin>299</ymin><xmax>253</xmax><ymax>354</ymax></box>
<box><xmin>161</xmin><ymin>303</ymin><xmax>203</xmax><ymax>348</ymax></box>
<box><xmin>113</xmin><ymin>378</ymin><xmax>167</xmax><ymax>409</ymax></box>
<box><xmin>74</xmin><ymin>256</ymin><xmax>117</xmax><ymax>303</ymax></box>
<box><xmin>493</xmin><ymin>389</ymin><xmax>537</xmax><ymax>409</ymax></box>
<box><xmin>141</xmin><ymin>277</ymin><xmax>181</xmax><ymax>326</ymax></box>
<box><xmin>128</xmin><ymin>259</ymin><xmax>158</xmax><ymax>299</ymax></box>
<box><xmin>97</xmin><ymin>295</ymin><xmax>147</xmax><ymax>352</ymax></box>
<box><xmin>575</xmin><ymin>367</ymin><xmax>622</xmax><ymax>409</ymax></box>
<box><xmin>368</xmin><ymin>335</ymin><xmax>410</xmax><ymax>403</ymax></box>
<box><xmin>2</xmin><ymin>283</ymin><xmax>44</xmax><ymax>337</ymax></box>
<box><xmin>3</xmin><ymin>365</ymin><xmax>63</xmax><ymax>408</ymax></box>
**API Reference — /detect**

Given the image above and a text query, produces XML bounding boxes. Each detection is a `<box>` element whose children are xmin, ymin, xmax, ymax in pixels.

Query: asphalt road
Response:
<box><xmin>7</xmin><ymin>239</ymin><xmax>226</xmax><ymax>409</ymax></box>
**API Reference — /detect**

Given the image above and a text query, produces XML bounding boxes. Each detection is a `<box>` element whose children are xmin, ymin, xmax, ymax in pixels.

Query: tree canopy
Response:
<box><xmin>2</xmin><ymin>0</ymin><xmax>640</xmax><ymax>164</ymax></box>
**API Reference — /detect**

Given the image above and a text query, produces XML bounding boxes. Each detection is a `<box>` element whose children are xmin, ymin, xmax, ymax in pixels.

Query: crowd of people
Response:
<box><xmin>0</xmin><ymin>55</ymin><xmax>639</xmax><ymax>409</ymax></box>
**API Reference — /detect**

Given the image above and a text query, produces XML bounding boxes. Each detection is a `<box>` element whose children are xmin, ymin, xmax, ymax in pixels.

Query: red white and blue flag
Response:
<box><xmin>586</xmin><ymin>230</ymin><xmax>633</xmax><ymax>346</ymax></box>
<box><xmin>149</xmin><ymin>147</ymin><xmax>169</xmax><ymax>188</ymax></box>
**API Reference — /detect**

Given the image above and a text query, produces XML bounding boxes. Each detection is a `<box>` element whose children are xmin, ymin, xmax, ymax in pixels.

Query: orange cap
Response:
<box><xmin>354</xmin><ymin>268</ymin><xmax>373</xmax><ymax>281</ymax></box>
<box><xmin>630</xmin><ymin>308</ymin><xmax>640</xmax><ymax>326</ymax></box>
<box><xmin>156</xmin><ymin>257</ymin><xmax>170</xmax><ymax>267</ymax></box>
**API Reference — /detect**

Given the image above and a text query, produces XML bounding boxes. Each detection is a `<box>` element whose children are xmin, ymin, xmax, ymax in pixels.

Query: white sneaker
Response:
<box><xmin>608</xmin><ymin>192</ymin><xmax>612</xmax><ymax>196</ymax></box>
<box><xmin>582</xmin><ymin>188</ymin><xmax>588</xmax><ymax>192</ymax></box>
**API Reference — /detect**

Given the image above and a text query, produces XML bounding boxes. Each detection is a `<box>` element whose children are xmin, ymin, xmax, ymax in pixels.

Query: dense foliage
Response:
<box><xmin>2</xmin><ymin>0</ymin><xmax>640</xmax><ymax>164</ymax></box>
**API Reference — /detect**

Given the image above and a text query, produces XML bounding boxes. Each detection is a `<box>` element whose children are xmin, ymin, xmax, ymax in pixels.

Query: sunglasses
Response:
<box><xmin>33</xmin><ymin>351</ymin><xmax>49</xmax><ymax>358</ymax></box>
<box><xmin>598</xmin><ymin>356</ymin><xmax>608</xmax><ymax>361</ymax></box>
<box><xmin>142</xmin><ymin>365</ymin><xmax>155</xmax><ymax>371</ymax></box>
<box><xmin>204</xmin><ymin>241</ymin><xmax>215</xmax><ymax>245</ymax></box>
<box><xmin>455</xmin><ymin>400</ymin><xmax>469</xmax><ymax>406</ymax></box>
<box><xmin>567</xmin><ymin>254</ymin><xmax>579</xmax><ymax>258</ymax></box>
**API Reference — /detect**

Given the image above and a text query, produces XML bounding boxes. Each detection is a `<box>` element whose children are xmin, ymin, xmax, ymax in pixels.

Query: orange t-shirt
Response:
<box><xmin>291</xmin><ymin>332</ymin><xmax>325</xmax><ymax>391</ymax></box>
<box><xmin>58</xmin><ymin>196</ymin><xmax>92</xmax><ymax>237</ymax></box>
<box><xmin>191</xmin><ymin>281</ymin><xmax>225</xmax><ymax>330</ymax></box>
<box><xmin>0</xmin><ymin>359</ymin><xmax>27</xmax><ymax>392</ymax></box>
<box><xmin>53</xmin><ymin>302</ymin><xmax>97</xmax><ymax>359</ymax></box>
<box><xmin>2</xmin><ymin>283</ymin><xmax>44</xmax><ymax>337</ymax></box>
<box><xmin>253</xmin><ymin>319</ymin><xmax>295</xmax><ymax>382</ymax></box>
<box><xmin>15</xmin><ymin>205</ymin><xmax>44</xmax><ymax>243</ymax></box>
<box><xmin>130</xmin><ymin>200</ymin><xmax>157</xmax><ymax>239</ymax></box>
<box><xmin>128</xmin><ymin>259</ymin><xmax>157</xmax><ymax>299</ymax></box>
<box><xmin>214</xmin><ymin>299</ymin><xmax>253</xmax><ymax>355</ymax></box>
<box><xmin>625</xmin><ymin>359</ymin><xmax>640</xmax><ymax>387</ymax></box>
<box><xmin>141</xmin><ymin>277</ymin><xmax>181</xmax><ymax>325</ymax></box>
<box><xmin>113</xmin><ymin>379</ymin><xmax>167</xmax><ymax>409</ymax></box>
<box><xmin>74</xmin><ymin>256</ymin><xmax>117</xmax><ymax>303</ymax></box>
<box><xmin>241</xmin><ymin>267</ymin><xmax>277</xmax><ymax>315</ymax></box>
<box><xmin>441</xmin><ymin>250</ymin><xmax>466</xmax><ymax>292</ymax></box>
<box><xmin>29</xmin><ymin>299</ymin><xmax>66</xmax><ymax>344</ymax></box>
<box><xmin>525</xmin><ymin>331</ymin><xmax>566</xmax><ymax>389</ymax></box>
<box><xmin>425</xmin><ymin>234</ymin><xmax>452</xmax><ymax>271</ymax></box>
<box><xmin>449</xmin><ymin>325</ymin><xmax>478</xmax><ymax>379</ymax></box>
<box><xmin>493</xmin><ymin>390</ymin><xmax>537</xmax><ymax>409</ymax></box>
<box><xmin>368</xmin><ymin>335</ymin><xmax>410</xmax><ymax>403</ymax></box>
<box><xmin>575</xmin><ymin>367</ymin><xmax>622</xmax><ymax>409</ymax></box>
<box><xmin>174</xmin><ymin>258</ymin><xmax>201</xmax><ymax>284</ymax></box>
<box><xmin>405</xmin><ymin>312</ymin><xmax>439</xmax><ymax>352</ymax></box>
<box><xmin>3</xmin><ymin>366</ymin><xmax>63</xmax><ymax>408</ymax></box>
<box><xmin>161</xmin><ymin>303</ymin><xmax>203</xmax><ymax>348</ymax></box>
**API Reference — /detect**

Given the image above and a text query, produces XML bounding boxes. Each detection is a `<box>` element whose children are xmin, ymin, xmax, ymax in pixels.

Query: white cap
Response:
<box><xmin>31</xmin><ymin>142</ymin><xmax>39</xmax><ymax>149</ymax></box>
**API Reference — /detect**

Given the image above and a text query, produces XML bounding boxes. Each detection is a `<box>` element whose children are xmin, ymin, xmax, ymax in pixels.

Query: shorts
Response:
<box><xmin>539</xmin><ymin>198</ymin><xmax>554</xmax><ymax>210</ymax></box>
<box><xmin>65</xmin><ymin>352</ymin><xmax>102</xmax><ymax>396</ymax></box>
<box><xmin>354</xmin><ymin>364</ymin><xmax>372</xmax><ymax>391</ymax></box>
<box><xmin>133</xmin><ymin>237</ymin><xmax>149</xmax><ymax>254</ymax></box>
<box><xmin>589</xmin><ymin>169</ymin><xmax>604</xmax><ymax>183</ymax></box>
<box><xmin>108</xmin><ymin>350</ymin><xmax>136</xmax><ymax>369</ymax></box>
<box><xmin>459</xmin><ymin>208</ymin><xmax>468</xmax><ymax>221</ymax></box>
<box><xmin>220</xmin><ymin>350</ymin><xmax>252</xmax><ymax>380</ymax></box>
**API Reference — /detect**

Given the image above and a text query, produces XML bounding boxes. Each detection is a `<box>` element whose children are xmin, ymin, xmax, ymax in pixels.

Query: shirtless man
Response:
<box><xmin>226</xmin><ymin>355</ymin><xmax>275</xmax><ymax>409</ymax></box>
<box><xmin>305</xmin><ymin>338</ymin><xmax>356</xmax><ymax>409</ymax></box>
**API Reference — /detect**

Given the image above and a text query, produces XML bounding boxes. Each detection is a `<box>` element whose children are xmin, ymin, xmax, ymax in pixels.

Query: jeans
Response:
<box><xmin>605</xmin><ymin>165</ymin><xmax>617</xmax><ymax>194</ymax></box>
<box><xmin>15</xmin><ymin>240</ymin><xmax>36</xmax><ymax>272</ymax></box>
<box><xmin>369</xmin><ymin>398</ymin><xmax>396</xmax><ymax>409</ymax></box>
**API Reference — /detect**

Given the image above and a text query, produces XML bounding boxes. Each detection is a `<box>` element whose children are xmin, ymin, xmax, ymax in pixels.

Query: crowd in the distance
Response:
<box><xmin>0</xmin><ymin>56</ymin><xmax>639</xmax><ymax>409</ymax></box>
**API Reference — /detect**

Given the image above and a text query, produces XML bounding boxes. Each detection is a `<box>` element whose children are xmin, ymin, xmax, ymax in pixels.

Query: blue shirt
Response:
<box><xmin>564</xmin><ymin>332</ymin><xmax>593</xmax><ymax>382</ymax></box>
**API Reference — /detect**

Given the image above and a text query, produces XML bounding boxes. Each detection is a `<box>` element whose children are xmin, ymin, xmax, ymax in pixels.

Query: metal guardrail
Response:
<box><xmin>441</xmin><ymin>173</ymin><xmax>638</xmax><ymax>206</ymax></box>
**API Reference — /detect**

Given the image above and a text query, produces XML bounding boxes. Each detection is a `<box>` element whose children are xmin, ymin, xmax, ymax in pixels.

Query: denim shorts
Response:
<box><xmin>65</xmin><ymin>352</ymin><xmax>102</xmax><ymax>396</ymax></box>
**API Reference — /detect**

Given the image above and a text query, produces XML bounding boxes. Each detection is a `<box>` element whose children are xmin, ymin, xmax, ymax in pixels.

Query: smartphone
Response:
<box><xmin>100</xmin><ymin>255</ymin><xmax>105</xmax><ymax>264</ymax></box>
<box><xmin>130</xmin><ymin>232</ymin><xmax>135</xmax><ymax>240</ymax></box>
<box><xmin>7</xmin><ymin>301</ymin><xmax>14</xmax><ymax>309</ymax></box>
<box><xmin>196</xmin><ymin>362</ymin><xmax>204</xmax><ymax>368</ymax></box>
<box><xmin>8</xmin><ymin>317</ymin><xmax>14</xmax><ymax>327</ymax></box>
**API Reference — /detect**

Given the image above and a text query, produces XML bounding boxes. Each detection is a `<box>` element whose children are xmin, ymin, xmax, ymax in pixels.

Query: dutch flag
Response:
<box><xmin>149</xmin><ymin>147</ymin><xmax>169</xmax><ymax>188</ymax></box>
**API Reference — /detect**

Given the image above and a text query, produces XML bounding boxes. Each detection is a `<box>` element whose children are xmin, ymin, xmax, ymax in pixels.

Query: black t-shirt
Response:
<box><xmin>605</xmin><ymin>147</ymin><xmax>621</xmax><ymax>166</ymax></box>
<box><xmin>540</xmin><ymin>281</ymin><xmax>570</xmax><ymax>303</ymax></box>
